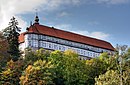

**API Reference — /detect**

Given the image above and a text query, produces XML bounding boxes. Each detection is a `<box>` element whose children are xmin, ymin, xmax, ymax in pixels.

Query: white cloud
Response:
<box><xmin>58</xmin><ymin>12</ymin><xmax>70</xmax><ymax>17</ymax></box>
<box><xmin>96</xmin><ymin>0</ymin><xmax>129</xmax><ymax>4</ymax></box>
<box><xmin>0</xmin><ymin>0</ymin><xmax>81</xmax><ymax>31</ymax></box>
<box><xmin>73</xmin><ymin>31</ymin><xmax>109</xmax><ymax>40</ymax></box>
<box><xmin>54</xmin><ymin>24</ymin><xmax>72</xmax><ymax>31</ymax></box>
<box><xmin>54</xmin><ymin>24</ymin><xmax>110</xmax><ymax>40</ymax></box>
<box><xmin>88</xmin><ymin>31</ymin><xmax>109</xmax><ymax>40</ymax></box>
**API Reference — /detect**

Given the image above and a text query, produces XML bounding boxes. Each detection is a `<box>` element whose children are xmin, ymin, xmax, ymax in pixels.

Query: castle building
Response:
<box><xmin>19</xmin><ymin>16</ymin><xmax>115</xmax><ymax>60</ymax></box>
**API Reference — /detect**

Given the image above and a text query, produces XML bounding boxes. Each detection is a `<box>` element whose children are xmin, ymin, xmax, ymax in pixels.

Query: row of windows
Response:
<box><xmin>25</xmin><ymin>40</ymin><xmax>100</xmax><ymax>58</ymax></box>
<box><xmin>25</xmin><ymin>34</ymin><xmax>111</xmax><ymax>53</ymax></box>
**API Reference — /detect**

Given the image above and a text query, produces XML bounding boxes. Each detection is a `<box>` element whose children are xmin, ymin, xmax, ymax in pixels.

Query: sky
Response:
<box><xmin>0</xmin><ymin>0</ymin><xmax>130</xmax><ymax>47</ymax></box>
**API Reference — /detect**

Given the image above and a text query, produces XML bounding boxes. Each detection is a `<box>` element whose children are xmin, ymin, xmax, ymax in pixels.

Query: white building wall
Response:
<box><xmin>20</xmin><ymin>33</ymin><xmax>113</xmax><ymax>58</ymax></box>
<box><xmin>19</xmin><ymin>42</ymin><xmax>25</xmax><ymax>51</ymax></box>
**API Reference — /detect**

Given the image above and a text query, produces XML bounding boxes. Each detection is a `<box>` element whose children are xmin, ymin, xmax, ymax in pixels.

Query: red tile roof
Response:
<box><xmin>19</xmin><ymin>23</ymin><xmax>115</xmax><ymax>51</ymax></box>
<box><xmin>19</xmin><ymin>32</ymin><xmax>25</xmax><ymax>43</ymax></box>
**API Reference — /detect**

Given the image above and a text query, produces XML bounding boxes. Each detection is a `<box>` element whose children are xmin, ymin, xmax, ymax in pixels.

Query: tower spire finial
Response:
<box><xmin>36</xmin><ymin>9</ymin><xmax>38</xmax><ymax>16</ymax></box>
<box><xmin>34</xmin><ymin>9</ymin><xmax>39</xmax><ymax>24</ymax></box>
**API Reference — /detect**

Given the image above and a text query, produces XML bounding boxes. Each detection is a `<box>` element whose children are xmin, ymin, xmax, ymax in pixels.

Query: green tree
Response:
<box><xmin>63</xmin><ymin>50</ymin><xmax>88</xmax><ymax>85</ymax></box>
<box><xmin>3</xmin><ymin>17</ymin><xmax>21</xmax><ymax>61</ymax></box>
<box><xmin>85</xmin><ymin>53</ymin><xmax>110</xmax><ymax>84</ymax></box>
<box><xmin>23</xmin><ymin>48</ymin><xmax>50</xmax><ymax>68</ymax></box>
<box><xmin>95</xmin><ymin>69</ymin><xmax>130</xmax><ymax>85</ymax></box>
<box><xmin>95</xmin><ymin>70</ymin><xmax>120</xmax><ymax>85</ymax></box>
<box><xmin>49</xmin><ymin>50</ymin><xmax>88</xmax><ymax>85</ymax></box>
<box><xmin>95</xmin><ymin>46</ymin><xmax>130</xmax><ymax>85</ymax></box>
<box><xmin>49</xmin><ymin>50</ymin><xmax>65</xmax><ymax>85</ymax></box>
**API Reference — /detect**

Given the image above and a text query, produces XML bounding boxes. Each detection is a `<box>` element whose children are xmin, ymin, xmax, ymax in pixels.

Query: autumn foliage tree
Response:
<box><xmin>0</xmin><ymin>32</ymin><xmax>10</xmax><ymax>72</ymax></box>
<box><xmin>0</xmin><ymin>60</ymin><xmax>24</xmax><ymax>85</ymax></box>
<box><xmin>0</xmin><ymin>32</ymin><xmax>8</xmax><ymax>53</ymax></box>
<box><xmin>20</xmin><ymin>60</ymin><xmax>54</xmax><ymax>85</ymax></box>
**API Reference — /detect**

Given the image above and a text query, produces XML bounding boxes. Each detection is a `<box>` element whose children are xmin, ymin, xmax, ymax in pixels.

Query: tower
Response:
<box><xmin>34</xmin><ymin>9</ymin><xmax>39</xmax><ymax>24</ymax></box>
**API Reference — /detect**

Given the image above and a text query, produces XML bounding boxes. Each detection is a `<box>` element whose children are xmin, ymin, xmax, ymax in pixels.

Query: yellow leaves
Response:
<box><xmin>34</xmin><ymin>60</ymin><xmax>45</xmax><ymax>66</ymax></box>
<box><xmin>7</xmin><ymin>59</ymin><xmax>14</xmax><ymax>65</ymax></box>
<box><xmin>64</xmin><ymin>49</ymin><xmax>78</xmax><ymax>57</ymax></box>
<box><xmin>7</xmin><ymin>59</ymin><xmax>15</xmax><ymax>69</ymax></box>
<box><xmin>2</xmin><ymin>69</ymin><xmax>12</xmax><ymax>76</ymax></box>
<box><xmin>86</xmin><ymin>59</ymin><xmax>94</xmax><ymax>65</ymax></box>
<box><xmin>33</xmin><ymin>60</ymin><xmax>53</xmax><ymax>69</ymax></box>
<box><xmin>19</xmin><ymin>76</ymin><xmax>26</xmax><ymax>85</ymax></box>
<box><xmin>20</xmin><ymin>65</ymin><xmax>33</xmax><ymax>85</ymax></box>
<box><xmin>25</xmin><ymin>65</ymin><xmax>32</xmax><ymax>74</ymax></box>
<box><xmin>20</xmin><ymin>59</ymin><xmax>54</xmax><ymax>85</ymax></box>
<box><xmin>51</xmin><ymin>50</ymin><xmax>62</xmax><ymax>55</ymax></box>
<box><xmin>95</xmin><ymin>70</ymin><xmax>120</xmax><ymax>85</ymax></box>
<box><xmin>20</xmin><ymin>76</ymin><xmax>25</xmax><ymax>80</ymax></box>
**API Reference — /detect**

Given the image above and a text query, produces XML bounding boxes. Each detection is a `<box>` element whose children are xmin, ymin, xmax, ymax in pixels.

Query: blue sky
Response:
<box><xmin>0</xmin><ymin>0</ymin><xmax>130</xmax><ymax>47</ymax></box>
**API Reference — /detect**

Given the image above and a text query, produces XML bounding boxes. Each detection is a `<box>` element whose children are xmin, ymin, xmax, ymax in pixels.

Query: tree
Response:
<box><xmin>3</xmin><ymin>17</ymin><xmax>21</xmax><ymax>61</ymax></box>
<box><xmin>95</xmin><ymin>46</ymin><xmax>130</xmax><ymax>85</ymax></box>
<box><xmin>95</xmin><ymin>69</ymin><xmax>130</xmax><ymax>85</ymax></box>
<box><xmin>0</xmin><ymin>32</ymin><xmax>10</xmax><ymax>72</ymax></box>
<box><xmin>115</xmin><ymin>45</ymin><xmax>129</xmax><ymax>85</ymax></box>
<box><xmin>85</xmin><ymin>53</ymin><xmax>110</xmax><ymax>84</ymax></box>
<box><xmin>0</xmin><ymin>60</ymin><xmax>24</xmax><ymax>85</ymax></box>
<box><xmin>95</xmin><ymin>70</ymin><xmax>120</xmax><ymax>85</ymax></box>
<box><xmin>20</xmin><ymin>60</ymin><xmax>54</xmax><ymax>85</ymax></box>
<box><xmin>49</xmin><ymin>50</ymin><xmax>89</xmax><ymax>85</ymax></box>
<box><xmin>0</xmin><ymin>32</ymin><xmax>8</xmax><ymax>53</ymax></box>
<box><xmin>63</xmin><ymin>50</ymin><xmax>88</xmax><ymax>85</ymax></box>
<box><xmin>49</xmin><ymin>50</ymin><xmax>65</xmax><ymax>85</ymax></box>
<box><xmin>23</xmin><ymin>48</ymin><xmax>51</xmax><ymax>68</ymax></box>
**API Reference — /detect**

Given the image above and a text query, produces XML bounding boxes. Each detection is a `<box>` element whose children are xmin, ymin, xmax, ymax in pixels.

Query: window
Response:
<box><xmin>68</xmin><ymin>42</ymin><xmax>71</xmax><ymax>45</ymax></box>
<box><xmin>26</xmin><ymin>34</ymin><xmax>31</xmax><ymax>40</ymax></box>
<box><xmin>47</xmin><ymin>36</ymin><xmax>52</xmax><ymax>41</ymax></box>
<box><xmin>83</xmin><ymin>50</ymin><xmax>86</xmax><ymax>56</ymax></box>
<box><xmin>93</xmin><ymin>53</ymin><xmax>95</xmax><ymax>57</ymax></box>
<box><xmin>54</xmin><ymin>44</ymin><xmax>58</xmax><ymax>50</ymax></box>
<box><xmin>39</xmin><ymin>35</ymin><xmax>42</xmax><ymax>40</ymax></box>
<box><xmin>81</xmin><ymin>44</ymin><xmax>84</xmax><ymax>48</ymax></box>
<box><xmin>62</xmin><ymin>46</ymin><xmax>65</xmax><ymax>51</ymax></box>
<box><xmin>87</xmin><ymin>52</ymin><xmax>89</xmax><ymax>57</ymax></box>
<box><xmin>43</xmin><ymin>42</ymin><xmax>47</xmax><ymax>48</ymax></box>
<box><xmin>90</xmin><ymin>53</ymin><xmax>92</xmax><ymax>57</ymax></box>
<box><xmin>65</xmin><ymin>41</ymin><xmax>69</xmax><ymax>45</ymax></box>
<box><xmin>32</xmin><ymin>34</ymin><xmax>35</xmax><ymax>39</ymax></box>
<box><xmin>28</xmin><ymin>40</ymin><xmax>32</xmax><ymax>47</ymax></box>
<box><xmin>42</xmin><ymin>36</ymin><xmax>46</xmax><ymax>40</ymax></box>
<box><xmin>33</xmin><ymin>40</ymin><xmax>38</xmax><ymax>47</ymax></box>
<box><xmin>81</xmin><ymin>50</ymin><xmax>83</xmax><ymax>55</ymax></box>
<box><xmin>53</xmin><ymin>38</ymin><xmax>57</xmax><ymax>42</ymax></box>
<box><xmin>51</xmin><ymin>38</ymin><xmax>54</xmax><ymax>42</ymax></box>
<box><xmin>59</xmin><ymin>45</ymin><xmax>62</xmax><ymax>50</ymax></box>
<box><xmin>61</xmin><ymin>40</ymin><xmax>65</xmax><ymax>44</ymax></box>
<box><xmin>35</xmin><ymin>34</ymin><xmax>37</xmax><ymax>39</ymax></box>
<box><xmin>49</xmin><ymin>43</ymin><xmax>52</xmax><ymax>49</ymax></box>
<box><xmin>39</xmin><ymin>41</ymin><xmax>42</xmax><ymax>47</ymax></box>
<box><xmin>58</xmin><ymin>39</ymin><xmax>61</xmax><ymax>43</ymax></box>
<box><xmin>46</xmin><ymin>36</ymin><xmax>49</xmax><ymax>40</ymax></box>
<box><xmin>88</xmin><ymin>46</ymin><xmax>91</xmax><ymax>50</ymax></box>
